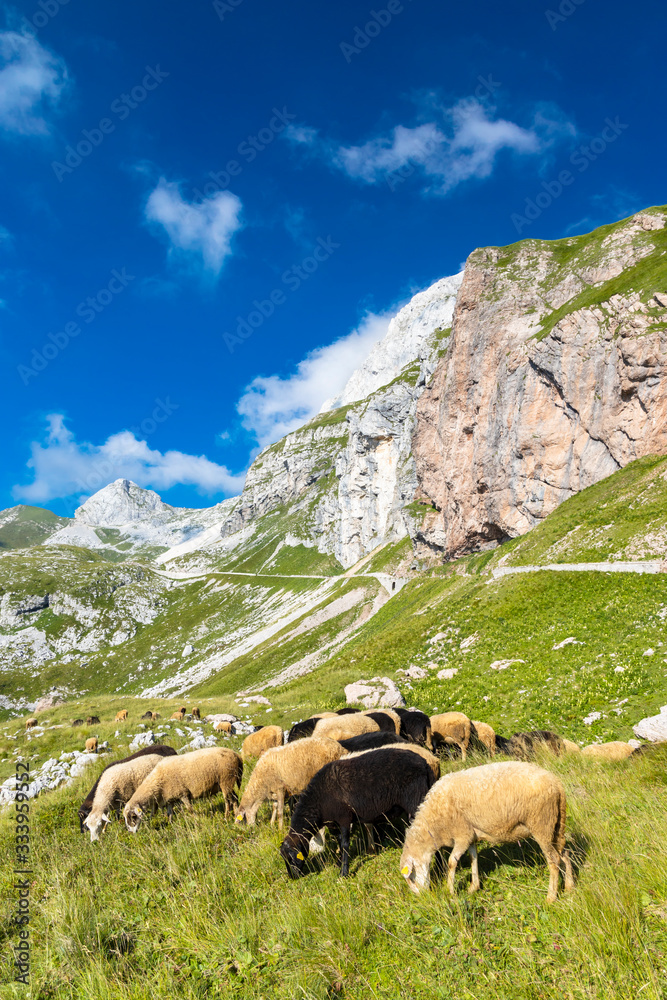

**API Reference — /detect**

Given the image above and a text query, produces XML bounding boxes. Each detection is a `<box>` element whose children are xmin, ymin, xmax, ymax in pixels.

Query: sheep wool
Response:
<box><xmin>312</xmin><ymin>713</ymin><xmax>380</xmax><ymax>743</ymax></box>
<box><xmin>78</xmin><ymin>745</ymin><xmax>177</xmax><ymax>833</ymax></box>
<box><xmin>471</xmin><ymin>721</ymin><xmax>496</xmax><ymax>755</ymax></box>
<box><xmin>430</xmin><ymin>712</ymin><xmax>473</xmax><ymax>759</ymax></box>
<box><xmin>582</xmin><ymin>741</ymin><xmax>634</xmax><ymax>761</ymax></box>
<box><xmin>361</xmin><ymin>709</ymin><xmax>402</xmax><ymax>735</ymax></box>
<box><xmin>400</xmin><ymin>761</ymin><xmax>573</xmax><ymax>903</ymax></box>
<box><xmin>344</xmin><ymin>744</ymin><xmax>441</xmax><ymax>780</ymax></box>
<box><xmin>242</xmin><ymin>726</ymin><xmax>284</xmax><ymax>760</ymax></box>
<box><xmin>85</xmin><ymin>737</ymin><xmax>98</xmax><ymax>753</ymax></box>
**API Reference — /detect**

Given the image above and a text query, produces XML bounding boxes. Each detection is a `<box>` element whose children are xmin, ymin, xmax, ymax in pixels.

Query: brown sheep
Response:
<box><xmin>400</xmin><ymin>761</ymin><xmax>574</xmax><ymax>903</ymax></box>
<box><xmin>72</xmin><ymin>719</ymin><xmax>84</xmax><ymax>727</ymax></box>
<box><xmin>241</xmin><ymin>726</ymin><xmax>284</xmax><ymax>760</ymax></box>
<box><xmin>510</xmin><ymin>730</ymin><xmax>565</xmax><ymax>760</ymax></box>
<box><xmin>236</xmin><ymin>737</ymin><xmax>346</xmax><ymax>829</ymax></box>
<box><xmin>25</xmin><ymin>718</ymin><xmax>38</xmax><ymax>730</ymax></box>
<box><xmin>582</xmin><ymin>741</ymin><xmax>634</xmax><ymax>761</ymax></box>
<box><xmin>191</xmin><ymin>707</ymin><xmax>201</xmax><ymax>720</ymax></box>
<box><xmin>86</xmin><ymin>716</ymin><xmax>100</xmax><ymax>725</ymax></box>
<box><xmin>471</xmin><ymin>721</ymin><xmax>496</xmax><ymax>755</ymax></box>
<box><xmin>215</xmin><ymin>721</ymin><xmax>233</xmax><ymax>733</ymax></box>
<box><xmin>124</xmin><ymin>747</ymin><xmax>243</xmax><ymax>829</ymax></box>
<box><xmin>362</xmin><ymin>708</ymin><xmax>402</xmax><ymax>735</ymax></box>
<box><xmin>85</xmin><ymin>737</ymin><xmax>98</xmax><ymax>753</ymax></box>
<box><xmin>170</xmin><ymin>708</ymin><xmax>186</xmax><ymax>721</ymax></box>
<box><xmin>430</xmin><ymin>712</ymin><xmax>473</xmax><ymax>759</ymax></box>
<box><xmin>562</xmin><ymin>739</ymin><xmax>581</xmax><ymax>754</ymax></box>
<box><xmin>115</xmin><ymin>710</ymin><xmax>128</xmax><ymax>722</ymax></box>
<box><xmin>311</xmin><ymin>713</ymin><xmax>380</xmax><ymax>743</ymax></box>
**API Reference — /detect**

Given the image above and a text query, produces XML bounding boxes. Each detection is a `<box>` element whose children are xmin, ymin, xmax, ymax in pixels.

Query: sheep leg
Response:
<box><xmin>447</xmin><ymin>841</ymin><xmax>468</xmax><ymax>894</ymax></box>
<box><xmin>468</xmin><ymin>843</ymin><xmax>480</xmax><ymax>893</ymax></box>
<box><xmin>270</xmin><ymin>801</ymin><xmax>278</xmax><ymax>825</ymax></box>
<box><xmin>340</xmin><ymin>826</ymin><xmax>351</xmax><ymax>877</ymax></box>
<box><xmin>537</xmin><ymin>839</ymin><xmax>562</xmax><ymax>903</ymax></box>
<box><xmin>562</xmin><ymin>849</ymin><xmax>574</xmax><ymax>892</ymax></box>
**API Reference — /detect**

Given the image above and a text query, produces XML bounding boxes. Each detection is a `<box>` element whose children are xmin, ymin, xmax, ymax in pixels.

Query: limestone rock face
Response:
<box><xmin>412</xmin><ymin>209</ymin><xmax>667</xmax><ymax>559</ymax></box>
<box><xmin>344</xmin><ymin>676</ymin><xmax>406</xmax><ymax>708</ymax></box>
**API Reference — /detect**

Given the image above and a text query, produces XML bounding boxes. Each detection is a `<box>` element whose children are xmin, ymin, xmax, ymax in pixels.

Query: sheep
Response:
<box><xmin>562</xmin><ymin>739</ymin><xmax>581</xmax><ymax>754</ymax></box>
<box><xmin>141</xmin><ymin>711</ymin><xmax>154</xmax><ymax>720</ymax></box>
<box><xmin>335</xmin><ymin>708</ymin><xmax>360</xmax><ymax>715</ymax></box>
<box><xmin>236</xmin><ymin>736</ymin><xmax>345</xmax><ymax>829</ymax></box>
<box><xmin>510</xmin><ymin>730</ymin><xmax>565</xmax><ymax>760</ymax></box>
<box><xmin>71</xmin><ymin>719</ymin><xmax>84</xmax><ymax>727</ymax></box>
<box><xmin>345</xmin><ymin>743</ymin><xmax>441</xmax><ymax>780</ymax></box>
<box><xmin>311</xmin><ymin>713</ymin><xmax>380</xmax><ymax>743</ymax></box>
<box><xmin>495</xmin><ymin>734</ymin><xmax>513</xmax><ymax>755</ymax></box>
<box><xmin>241</xmin><ymin>725</ymin><xmax>284</xmax><ymax>760</ymax></box>
<box><xmin>399</xmin><ymin>761</ymin><xmax>573</xmax><ymax>903</ymax></box>
<box><xmin>25</xmin><ymin>718</ymin><xmax>38</xmax><ymax>730</ymax></box>
<box><xmin>170</xmin><ymin>708</ymin><xmax>186</xmax><ymax>721</ymax></box>
<box><xmin>84</xmin><ymin>754</ymin><xmax>164</xmax><ymax>841</ymax></box>
<box><xmin>362</xmin><ymin>709</ymin><xmax>401</xmax><ymax>735</ymax></box>
<box><xmin>338</xmin><ymin>731</ymin><xmax>408</xmax><ymax>753</ymax></box>
<box><xmin>471</xmin><ymin>721</ymin><xmax>496</xmax><ymax>755</ymax></box>
<box><xmin>215</xmin><ymin>720</ymin><xmax>233</xmax><ymax>733</ymax></box>
<box><xmin>191</xmin><ymin>707</ymin><xmax>201</xmax><ymax>720</ymax></box>
<box><xmin>78</xmin><ymin>744</ymin><xmax>177</xmax><ymax>833</ymax></box>
<box><xmin>430</xmin><ymin>712</ymin><xmax>473</xmax><ymax>759</ymax></box>
<box><xmin>86</xmin><ymin>715</ymin><xmax>101</xmax><ymax>725</ymax></box>
<box><xmin>124</xmin><ymin>747</ymin><xmax>243</xmax><ymax>830</ymax></box>
<box><xmin>85</xmin><ymin>737</ymin><xmax>98</xmax><ymax>753</ymax></box>
<box><xmin>395</xmin><ymin>708</ymin><xmax>434</xmax><ymax>749</ymax></box>
<box><xmin>287</xmin><ymin>712</ymin><xmax>337</xmax><ymax>742</ymax></box>
<box><xmin>280</xmin><ymin>749</ymin><xmax>436</xmax><ymax>878</ymax></box>
<box><xmin>115</xmin><ymin>710</ymin><xmax>128</xmax><ymax>722</ymax></box>
<box><xmin>582</xmin><ymin>741</ymin><xmax>634</xmax><ymax>761</ymax></box>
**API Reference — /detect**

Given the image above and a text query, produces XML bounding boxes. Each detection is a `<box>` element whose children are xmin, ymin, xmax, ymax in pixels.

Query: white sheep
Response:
<box><xmin>430</xmin><ymin>712</ymin><xmax>473</xmax><ymax>759</ymax></box>
<box><xmin>582</xmin><ymin>741</ymin><xmax>634</xmax><ymax>761</ymax></box>
<box><xmin>311</xmin><ymin>713</ymin><xmax>380</xmax><ymax>742</ymax></box>
<box><xmin>124</xmin><ymin>747</ymin><xmax>243</xmax><ymax>831</ymax></box>
<box><xmin>400</xmin><ymin>761</ymin><xmax>573</xmax><ymax>903</ymax></box>
<box><xmin>84</xmin><ymin>754</ymin><xmax>163</xmax><ymax>842</ymax></box>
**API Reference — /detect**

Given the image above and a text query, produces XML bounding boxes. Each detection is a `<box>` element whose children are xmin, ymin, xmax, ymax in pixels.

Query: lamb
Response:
<box><xmin>471</xmin><ymin>721</ymin><xmax>496</xmax><ymax>755</ymax></box>
<box><xmin>215</xmin><ymin>720</ymin><xmax>233</xmax><ymax>733</ymax></box>
<box><xmin>311</xmin><ymin>713</ymin><xmax>380</xmax><ymax>742</ymax></box>
<box><xmin>399</xmin><ymin>761</ymin><xmax>574</xmax><ymax>903</ymax></box>
<box><xmin>235</xmin><ymin>736</ymin><xmax>345</xmax><ymax>829</ymax></box>
<box><xmin>115</xmin><ymin>710</ymin><xmax>128</xmax><ymax>722</ymax></box>
<box><xmin>287</xmin><ymin>712</ymin><xmax>337</xmax><ymax>742</ymax></box>
<box><xmin>582</xmin><ymin>741</ymin><xmax>634</xmax><ymax>761</ymax></box>
<box><xmin>280</xmin><ymin>749</ymin><xmax>436</xmax><ymax>878</ymax></box>
<box><xmin>124</xmin><ymin>747</ymin><xmax>243</xmax><ymax>830</ymax></box>
<box><xmin>430</xmin><ymin>712</ymin><xmax>473</xmax><ymax>759</ymax></box>
<box><xmin>78</xmin><ymin>744</ymin><xmax>177</xmax><ymax>832</ymax></box>
<box><xmin>362</xmin><ymin>709</ymin><xmax>401</xmax><ymax>735</ymax></box>
<box><xmin>170</xmin><ymin>708</ymin><xmax>186</xmax><ymax>721</ymax></box>
<box><xmin>241</xmin><ymin>725</ymin><xmax>284</xmax><ymax>760</ymax></box>
<box><xmin>510</xmin><ymin>730</ymin><xmax>565</xmax><ymax>760</ymax></box>
<box><xmin>345</xmin><ymin>743</ymin><xmax>441</xmax><ymax>780</ymax></box>
<box><xmin>338</xmin><ymin>731</ymin><xmax>408</xmax><ymax>753</ymax></box>
<box><xmin>86</xmin><ymin>715</ymin><xmax>101</xmax><ymax>725</ymax></box>
<box><xmin>85</xmin><ymin>737</ymin><xmax>98</xmax><ymax>753</ymax></box>
<box><xmin>25</xmin><ymin>718</ymin><xmax>38</xmax><ymax>729</ymax></box>
<box><xmin>395</xmin><ymin>708</ymin><xmax>434</xmax><ymax>749</ymax></box>
<box><xmin>84</xmin><ymin>754</ymin><xmax>164</xmax><ymax>841</ymax></box>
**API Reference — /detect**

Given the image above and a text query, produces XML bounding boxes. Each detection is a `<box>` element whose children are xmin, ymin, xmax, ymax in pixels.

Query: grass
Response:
<box><xmin>1</xmin><ymin>742</ymin><xmax>665</xmax><ymax>999</ymax></box>
<box><xmin>0</xmin><ymin>506</ymin><xmax>70</xmax><ymax>551</ymax></box>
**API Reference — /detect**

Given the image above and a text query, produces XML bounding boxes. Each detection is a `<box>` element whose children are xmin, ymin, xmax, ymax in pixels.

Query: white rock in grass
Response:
<box><xmin>643</xmin><ymin>649</ymin><xmax>655</xmax><ymax>657</ymax></box>
<box><xmin>553</xmin><ymin>637</ymin><xmax>583</xmax><ymax>650</ymax></box>
<box><xmin>490</xmin><ymin>658</ymin><xmax>525</xmax><ymax>671</ymax></box>
<box><xmin>436</xmin><ymin>667</ymin><xmax>458</xmax><ymax>680</ymax></box>
<box><xmin>182</xmin><ymin>644</ymin><xmax>194</xmax><ymax>657</ymax></box>
<box><xmin>129</xmin><ymin>730</ymin><xmax>155</xmax><ymax>751</ymax></box>
<box><xmin>633</xmin><ymin>705</ymin><xmax>667</xmax><ymax>743</ymax></box>
<box><xmin>344</xmin><ymin>677</ymin><xmax>405</xmax><ymax>709</ymax></box>
<box><xmin>583</xmin><ymin>711</ymin><xmax>602</xmax><ymax>725</ymax></box>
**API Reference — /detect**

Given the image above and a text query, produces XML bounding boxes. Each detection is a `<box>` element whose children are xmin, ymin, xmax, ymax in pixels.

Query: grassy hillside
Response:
<box><xmin>0</xmin><ymin>506</ymin><xmax>70</xmax><ymax>551</ymax></box>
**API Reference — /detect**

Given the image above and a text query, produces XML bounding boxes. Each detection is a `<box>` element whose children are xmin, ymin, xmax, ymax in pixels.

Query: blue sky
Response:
<box><xmin>0</xmin><ymin>0</ymin><xmax>663</xmax><ymax>516</ymax></box>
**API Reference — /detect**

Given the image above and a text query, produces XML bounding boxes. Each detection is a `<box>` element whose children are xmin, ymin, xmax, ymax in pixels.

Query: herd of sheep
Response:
<box><xmin>74</xmin><ymin>705</ymin><xmax>652</xmax><ymax>902</ymax></box>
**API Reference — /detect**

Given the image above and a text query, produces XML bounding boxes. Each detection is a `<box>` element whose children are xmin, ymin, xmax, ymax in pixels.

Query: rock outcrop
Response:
<box><xmin>412</xmin><ymin>208</ymin><xmax>667</xmax><ymax>559</ymax></box>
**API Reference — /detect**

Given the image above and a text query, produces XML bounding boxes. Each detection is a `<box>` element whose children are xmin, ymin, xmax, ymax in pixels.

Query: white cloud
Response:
<box><xmin>144</xmin><ymin>178</ymin><xmax>243</xmax><ymax>276</ymax></box>
<box><xmin>13</xmin><ymin>415</ymin><xmax>245</xmax><ymax>503</ymax></box>
<box><xmin>236</xmin><ymin>311</ymin><xmax>391</xmax><ymax>449</ymax></box>
<box><xmin>287</xmin><ymin>98</ymin><xmax>575</xmax><ymax>195</ymax></box>
<box><xmin>0</xmin><ymin>29</ymin><xmax>68</xmax><ymax>135</ymax></box>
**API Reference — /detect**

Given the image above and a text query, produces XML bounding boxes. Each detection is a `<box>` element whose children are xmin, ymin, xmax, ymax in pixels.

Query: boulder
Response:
<box><xmin>633</xmin><ymin>705</ymin><xmax>667</xmax><ymax>743</ymax></box>
<box><xmin>129</xmin><ymin>730</ymin><xmax>156</xmax><ymax>751</ymax></box>
<box><xmin>204</xmin><ymin>713</ymin><xmax>238</xmax><ymax>725</ymax></box>
<box><xmin>344</xmin><ymin>677</ymin><xmax>405</xmax><ymax>709</ymax></box>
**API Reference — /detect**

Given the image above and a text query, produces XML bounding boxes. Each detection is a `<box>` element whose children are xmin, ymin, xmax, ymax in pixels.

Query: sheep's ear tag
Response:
<box><xmin>296</xmin><ymin>851</ymin><xmax>305</xmax><ymax>861</ymax></box>
<box><xmin>235</xmin><ymin>814</ymin><xmax>243</xmax><ymax>823</ymax></box>
<box><xmin>401</xmin><ymin>865</ymin><xmax>410</xmax><ymax>876</ymax></box>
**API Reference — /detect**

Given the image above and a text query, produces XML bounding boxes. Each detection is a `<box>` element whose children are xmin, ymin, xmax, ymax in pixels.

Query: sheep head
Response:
<box><xmin>399</xmin><ymin>854</ymin><xmax>430</xmax><ymax>894</ymax></box>
<box><xmin>280</xmin><ymin>834</ymin><xmax>309</xmax><ymax>879</ymax></box>
<box><xmin>124</xmin><ymin>804</ymin><xmax>143</xmax><ymax>833</ymax></box>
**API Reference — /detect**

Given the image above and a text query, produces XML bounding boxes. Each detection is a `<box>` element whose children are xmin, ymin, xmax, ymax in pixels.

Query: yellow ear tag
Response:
<box><xmin>296</xmin><ymin>851</ymin><xmax>305</xmax><ymax>861</ymax></box>
<box><xmin>401</xmin><ymin>865</ymin><xmax>410</xmax><ymax>875</ymax></box>
<box><xmin>235</xmin><ymin>814</ymin><xmax>243</xmax><ymax>823</ymax></box>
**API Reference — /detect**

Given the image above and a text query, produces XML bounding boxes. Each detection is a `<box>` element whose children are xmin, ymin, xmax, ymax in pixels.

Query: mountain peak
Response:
<box><xmin>75</xmin><ymin>479</ymin><xmax>175</xmax><ymax>527</ymax></box>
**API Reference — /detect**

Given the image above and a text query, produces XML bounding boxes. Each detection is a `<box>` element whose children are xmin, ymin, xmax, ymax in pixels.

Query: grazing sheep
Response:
<box><xmin>170</xmin><ymin>708</ymin><xmax>186</xmax><ymax>721</ymax></box>
<box><xmin>362</xmin><ymin>709</ymin><xmax>401</xmax><ymax>735</ymax></box>
<box><xmin>582</xmin><ymin>741</ymin><xmax>634</xmax><ymax>761</ymax></box>
<box><xmin>311</xmin><ymin>713</ymin><xmax>380</xmax><ymax>743</ymax></box>
<box><xmin>215</xmin><ymin>720</ymin><xmax>233</xmax><ymax>733</ymax></box>
<box><xmin>336</xmin><ymin>708</ymin><xmax>360</xmax><ymax>715</ymax></box>
<box><xmin>280</xmin><ymin>749</ymin><xmax>436</xmax><ymax>878</ymax></box>
<box><xmin>115</xmin><ymin>710</ymin><xmax>128</xmax><ymax>722</ymax></box>
<box><xmin>395</xmin><ymin>708</ymin><xmax>434</xmax><ymax>749</ymax></box>
<box><xmin>510</xmin><ymin>730</ymin><xmax>565</xmax><ymax>760</ymax></box>
<box><xmin>338</xmin><ymin>731</ymin><xmax>408</xmax><ymax>753</ymax></box>
<box><xmin>72</xmin><ymin>719</ymin><xmax>84</xmax><ymax>727</ymax></box>
<box><xmin>287</xmin><ymin>712</ymin><xmax>337</xmax><ymax>742</ymax></box>
<box><xmin>84</xmin><ymin>754</ymin><xmax>163</xmax><ymax>841</ymax></box>
<box><xmin>242</xmin><ymin>725</ymin><xmax>284</xmax><ymax>760</ymax></box>
<box><xmin>191</xmin><ymin>707</ymin><xmax>201</xmax><ymax>720</ymax></box>
<box><xmin>346</xmin><ymin>744</ymin><xmax>441</xmax><ymax>780</ymax></box>
<box><xmin>141</xmin><ymin>711</ymin><xmax>154</xmax><ymax>720</ymax></box>
<box><xmin>562</xmin><ymin>739</ymin><xmax>581</xmax><ymax>754</ymax></box>
<box><xmin>25</xmin><ymin>718</ymin><xmax>38</xmax><ymax>730</ymax></box>
<box><xmin>400</xmin><ymin>761</ymin><xmax>573</xmax><ymax>903</ymax></box>
<box><xmin>124</xmin><ymin>747</ymin><xmax>243</xmax><ymax>830</ymax></box>
<box><xmin>86</xmin><ymin>715</ymin><xmax>101</xmax><ymax>725</ymax></box>
<box><xmin>471</xmin><ymin>721</ymin><xmax>496</xmax><ymax>755</ymax></box>
<box><xmin>430</xmin><ymin>712</ymin><xmax>473</xmax><ymax>759</ymax></box>
<box><xmin>236</xmin><ymin>737</ymin><xmax>345</xmax><ymax>829</ymax></box>
<box><xmin>85</xmin><ymin>737</ymin><xmax>98</xmax><ymax>753</ymax></box>
<box><xmin>78</xmin><ymin>744</ymin><xmax>177</xmax><ymax>833</ymax></box>
<box><xmin>495</xmin><ymin>734</ymin><xmax>513</xmax><ymax>755</ymax></box>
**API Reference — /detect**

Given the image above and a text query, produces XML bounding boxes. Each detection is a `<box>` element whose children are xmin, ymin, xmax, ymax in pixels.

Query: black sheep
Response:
<box><xmin>78</xmin><ymin>744</ymin><xmax>177</xmax><ymax>832</ymax></box>
<box><xmin>335</xmin><ymin>708</ymin><xmax>360</xmax><ymax>715</ymax></box>
<box><xmin>280</xmin><ymin>749</ymin><xmax>436</xmax><ymax>878</ymax></box>
<box><xmin>338</xmin><ymin>731</ymin><xmax>408</xmax><ymax>752</ymax></box>
<box><xmin>394</xmin><ymin>707</ymin><xmax>433</xmax><ymax>748</ymax></box>
<box><xmin>286</xmin><ymin>717</ymin><xmax>319</xmax><ymax>742</ymax></box>
<box><xmin>365</xmin><ymin>711</ymin><xmax>398</xmax><ymax>734</ymax></box>
<box><xmin>510</xmin><ymin>730</ymin><xmax>565</xmax><ymax>760</ymax></box>
<box><xmin>494</xmin><ymin>733</ymin><xmax>513</xmax><ymax>755</ymax></box>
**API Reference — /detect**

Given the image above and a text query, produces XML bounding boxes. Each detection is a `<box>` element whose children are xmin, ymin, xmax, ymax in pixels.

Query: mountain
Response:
<box><xmin>0</xmin><ymin>506</ymin><xmax>70</xmax><ymax>550</ymax></box>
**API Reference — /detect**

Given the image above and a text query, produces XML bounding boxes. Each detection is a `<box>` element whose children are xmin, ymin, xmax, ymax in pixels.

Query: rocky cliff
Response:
<box><xmin>412</xmin><ymin>207</ymin><xmax>667</xmax><ymax>559</ymax></box>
